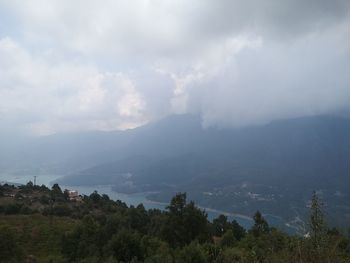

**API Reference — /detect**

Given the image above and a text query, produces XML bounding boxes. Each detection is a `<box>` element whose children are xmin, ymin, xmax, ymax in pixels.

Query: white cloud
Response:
<box><xmin>0</xmin><ymin>37</ymin><xmax>148</xmax><ymax>135</ymax></box>
<box><xmin>0</xmin><ymin>1</ymin><xmax>349</xmax><ymax>134</ymax></box>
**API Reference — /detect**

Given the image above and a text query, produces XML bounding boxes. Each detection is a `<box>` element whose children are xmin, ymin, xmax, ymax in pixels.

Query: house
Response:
<box><xmin>67</xmin><ymin>190</ymin><xmax>82</xmax><ymax>202</ymax></box>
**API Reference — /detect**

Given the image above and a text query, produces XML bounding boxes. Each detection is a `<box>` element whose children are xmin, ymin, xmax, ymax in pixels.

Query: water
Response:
<box><xmin>61</xmin><ymin>185</ymin><xmax>167</xmax><ymax>210</ymax></box>
<box><xmin>60</xmin><ymin>184</ymin><xmax>254</xmax><ymax>229</ymax></box>
<box><xmin>1</xmin><ymin>174</ymin><xmax>278</xmax><ymax>230</ymax></box>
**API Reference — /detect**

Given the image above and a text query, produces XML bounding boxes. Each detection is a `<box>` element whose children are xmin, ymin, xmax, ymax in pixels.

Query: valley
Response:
<box><xmin>2</xmin><ymin>114</ymin><xmax>350</xmax><ymax>233</ymax></box>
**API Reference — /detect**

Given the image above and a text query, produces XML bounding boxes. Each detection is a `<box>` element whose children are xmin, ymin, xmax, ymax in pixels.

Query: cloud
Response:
<box><xmin>0</xmin><ymin>37</ymin><xmax>150</xmax><ymax>135</ymax></box>
<box><xmin>0</xmin><ymin>1</ymin><xmax>349</xmax><ymax>133</ymax></box>
<box><xmin>3</xmin><ymin>0</ymin><xmax>349</xmax><ymax>54</ymax></box>
<box><xmin>196</xmin><ymin>37</ymin><xmax>350</xmax><ymax>128</ymax></box>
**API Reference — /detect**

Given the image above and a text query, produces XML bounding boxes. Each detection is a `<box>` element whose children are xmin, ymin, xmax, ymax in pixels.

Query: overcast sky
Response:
<box><xmin>0</xmin><ymin>0</ymin><xmax>350</xmax><ymax>135</ymax></box>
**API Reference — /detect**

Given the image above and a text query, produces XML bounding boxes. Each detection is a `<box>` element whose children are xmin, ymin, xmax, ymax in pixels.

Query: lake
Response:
<box><xmin>60</xmin><ymin>184</ymin><xmax>255</xmax><ymax>229</ymax></box>
<box><xmin>2</xmin><ymin>173</ymin><xmax>299</xmax><ymax>231</ymax></box>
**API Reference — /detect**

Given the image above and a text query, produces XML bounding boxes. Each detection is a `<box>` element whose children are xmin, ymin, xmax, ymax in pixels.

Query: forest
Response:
<box><xmin>0</xmin><ymin>182</ymin><xmax>350</xmax><ymax>263</ymax></box>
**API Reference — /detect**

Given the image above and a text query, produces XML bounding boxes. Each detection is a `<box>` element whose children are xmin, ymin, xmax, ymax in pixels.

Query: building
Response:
<box><xmin>67</xmin><ymin>190</ymin><xmax>82</xmax><ymax>202</ymax></box>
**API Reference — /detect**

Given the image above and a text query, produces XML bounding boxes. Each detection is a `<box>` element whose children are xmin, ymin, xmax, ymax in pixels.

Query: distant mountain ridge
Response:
<box><xmin>54</xmin><ymin>114</ymin><xmax>350</xmax><ymax>229</ymax></box>
<box><xmin>2</xmin><ymin>114</ymin><xmax>350</xmax><ymax>229</ymax></box>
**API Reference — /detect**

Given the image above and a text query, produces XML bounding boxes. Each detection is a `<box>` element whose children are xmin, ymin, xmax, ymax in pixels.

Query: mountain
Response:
<box><xmin>2</xmin><ymin>114</ymin><xmax>350</xmax><ymax>230</ymax></box>
<box><xmin>55</xmin><ymin>114</ymin><xmax>350</xmax><ymax>230</ymax></box>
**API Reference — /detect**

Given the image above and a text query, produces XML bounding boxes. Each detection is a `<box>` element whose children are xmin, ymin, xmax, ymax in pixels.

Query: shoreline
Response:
<box><xmin>143</xmin><ymin>196</ymin><xmax>253</xmax><ymax>221</ymax></box>
<box><xmin>197</xmin><ymin>206</ymin><xmax>253</xmax><ymax>221</ymax></box>
<box><xmin>3</xmin><ymin>179</ymin><xmax>254</xmax><ymax>222</ymax></box>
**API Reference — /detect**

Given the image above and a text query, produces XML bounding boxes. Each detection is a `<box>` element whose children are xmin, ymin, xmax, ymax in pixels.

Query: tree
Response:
<box><xmin>183</xmin><ymin>201</ymin><xmax>209</xmax><ymax>244</ymax></box>
<box><xmin>26</xmin><ymin>181</ymin><xmax>34</xmax><ymax>188</ymax></box>
<box><xmin>126</xmin><ymin>204</ymin><xmax>149</xmax><ymax>234</ymax></box>
<box><xmin>141</xmin><ymin>235</ymin><xmax>173</xmax><ymax>263</ymax></box>
<box><xmin>52</xmin><ymin>183</ymin><xmax>62</xmax><ymax>194</ymax></box>
<box><xmin>102</xmin><ymin>194</ymin><xmax>110</xmax><ymax>201</ymax></box>
<box><xmin>213</xmin><ymin>214</ymin><xmax>229</xmax><ymax>237</ymax></box>
<box><xmin>104</xmin><ymin>229</ymin><xmax>143</xmax><ymax>262</ymax></box>
<box><xmin>90</xmin><ymin>191</ymin><xmax>101</xmax><ymax>203</ymax></box>
<box><xmin>250</xmin><ymin>211</ymin><xmax>269</xmax><ymax>237</ymax></box>
<box><xmin>162</xmin><ymin>193</ymin><xmax>209</xmax><ymax>247</ymax></box>
<box><xmin>167</xmin><ymin>192</ymin><xmax>187</xmax><ymax>216</ymax></box>
<box><xmin>220</xmin><ymin>229</ymin><xmax>236</xmax><ymax>247</ymax></box>
<box><xmin>162</xmin><ymin>193</ymin><xmax>188</xmax><ymax>246</ymax></box>
<box><xmin>176</xmin><ymin>242</ymin><xmax>208</xmax><ymax>263</ymax></box>
<box><xmin>230</xmin><ymin>220</ymin><xmax>246</xmax><ymax>241</ymax></box>
<box><xmin>51</xmin><ymin>183</ymin><xmax>65</xmax><ymax>202</ymax></box>
<box><xmin>62</xmin><ymin>216</ymin><xmax>100</xmax><ymax>261</ymax></box>
<box><xmin>309</xmin><ymin>191</ymin><xmax>327</xmax><ymax>251</ymax></box>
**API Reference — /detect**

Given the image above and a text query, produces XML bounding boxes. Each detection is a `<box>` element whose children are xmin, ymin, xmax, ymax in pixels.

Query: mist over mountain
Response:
<box><xmin>2</xmin><ymin>1</ymin><xmax>350</xmax><ymax>261</ymax></box>
<box><xmin>2</xmin><ymin>114</ymin><xmax>350</xmax><ymax>230</ymax></box>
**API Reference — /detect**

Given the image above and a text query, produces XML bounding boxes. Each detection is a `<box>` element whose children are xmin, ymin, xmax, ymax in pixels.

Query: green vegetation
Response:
<box><xmin>0</xmin><ymin>183</ymin><xmax>350</xmax><ymax>262</ymax></box>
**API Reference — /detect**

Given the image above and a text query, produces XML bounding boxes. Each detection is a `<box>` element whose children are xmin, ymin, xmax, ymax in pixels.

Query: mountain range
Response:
<box><xmin>1</xmin><ymin>114</ymin><xmax>350</xmax><ymax>230</ymax></box>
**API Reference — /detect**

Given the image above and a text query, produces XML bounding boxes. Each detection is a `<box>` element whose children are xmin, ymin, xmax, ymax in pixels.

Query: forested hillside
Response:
<box><xmin>58</xmin><ymin>115</ymin><xmax>350</xmax><ymax>229</ymax></box>
<box><xmin>1</xmin><ymin>183</ymin><xmax>350</xmax><ymax>263</ymax></box>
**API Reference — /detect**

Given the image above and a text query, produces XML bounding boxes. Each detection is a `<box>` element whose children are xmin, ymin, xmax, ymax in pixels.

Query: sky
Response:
<box><xmin>0</xmin><ymin>0</ymin><xmax>349</xmax><ymax>135</ymax></box>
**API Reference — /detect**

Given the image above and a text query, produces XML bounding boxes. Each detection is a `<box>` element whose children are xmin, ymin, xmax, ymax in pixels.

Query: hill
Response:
<box><xmin>1</xmin><ymin>183</ymin><xmax>350</xmax><ymax>263</ymax></box>
<box><xmin>57</xmin><ymin>114</ymin><xmax>350</xmax><ymax>230</ymax></box>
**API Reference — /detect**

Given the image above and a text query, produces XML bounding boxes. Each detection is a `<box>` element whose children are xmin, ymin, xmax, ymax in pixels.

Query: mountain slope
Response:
<box><xmin>56</xmin><ymin>114</ymin><xmax>350</xmax><ymax>229</ymax></box>
<box><xmin>3</xmin><ymin>114</ymin><xmax>350</xmax><ymax>229</ymax></box>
